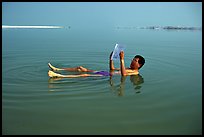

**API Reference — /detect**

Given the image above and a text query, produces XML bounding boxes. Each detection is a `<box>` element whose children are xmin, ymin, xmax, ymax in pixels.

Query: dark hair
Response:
<box><xmin>134</xmin><ymin>55</ymin><xmax>145</xmax><ymax>69</ymax></box>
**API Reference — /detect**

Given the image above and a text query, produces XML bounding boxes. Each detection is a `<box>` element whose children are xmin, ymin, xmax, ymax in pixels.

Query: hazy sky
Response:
<box><xmin>2</xmin><ymin>2</ymin><xmax>202</xmax><ymax>28</ymax></box>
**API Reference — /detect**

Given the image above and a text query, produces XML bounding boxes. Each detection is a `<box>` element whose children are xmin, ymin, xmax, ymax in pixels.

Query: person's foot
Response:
<box><xmin>48</xmin><ymin>70</ymin><xmax>64</xmax><ymax>78</ymax></box>
<box><xmin>48</xmin><ymin>63</ymin><xmax>61</xmax><ymax>71</ymax></box>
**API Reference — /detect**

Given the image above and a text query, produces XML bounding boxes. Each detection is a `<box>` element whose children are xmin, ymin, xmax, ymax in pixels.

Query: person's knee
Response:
<box><xmin>81</xmin><ymin>66</ymin><xmax>89</xmax><ymax>72</ymax></box>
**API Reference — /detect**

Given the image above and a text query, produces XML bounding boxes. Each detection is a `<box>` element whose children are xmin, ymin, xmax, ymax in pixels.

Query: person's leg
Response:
<box><xmin>48</xmin><ymin>63</ymin><xmax>94</xmax><ymax>72</ymax></box>
<box><xmin>48</xmin><ymin>70</ymin><xmax>102</xmax><ymax>78</ymax></box>
<box><xmin>48</xmin><ymin>63</ymin><xmax>64</xmax><ymax>71</ymax></box>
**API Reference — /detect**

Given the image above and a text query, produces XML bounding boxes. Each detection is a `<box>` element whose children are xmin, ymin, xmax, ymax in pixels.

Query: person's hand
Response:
<box><xmin>109</xmin><ymin>51</ymin><xmax>113</xmax><ymax>60</ymax></box>
<box><xmin>120</xmin><ymin>51</ymin><xmax>124</xmax><ymax>60</ymax></box>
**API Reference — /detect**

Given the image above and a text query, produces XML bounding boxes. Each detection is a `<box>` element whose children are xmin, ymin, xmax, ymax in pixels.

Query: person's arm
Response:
<box><xmin>120</xmin><ymin>51</ymin><xmax>127</xmax><ymax>76</ymax></box>
<box><xmin>109</xmin><ymin>51</ymin><xmax>115</xmax><ymax>70</ymax></box>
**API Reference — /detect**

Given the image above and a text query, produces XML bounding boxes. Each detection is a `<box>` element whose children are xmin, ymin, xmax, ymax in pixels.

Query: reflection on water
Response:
<box><xmin>48</xmin><ymin>74</ymin><xmax>144</xmax><ymax>97</ymax></box>
<box><xmin>130</xmin><ymin>74</ymin><xmax>144</xmax><ymax>93</ymax></box>
<box><xmin>109</xmin><ymin>74</ymin><xmax>144</xmax><ymax>96</ymax></box>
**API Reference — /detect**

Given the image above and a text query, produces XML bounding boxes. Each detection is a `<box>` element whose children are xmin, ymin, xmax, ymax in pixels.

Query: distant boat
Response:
<box><xmin>2</xmin><ymin>25</ymin><xmax>64</xmax><ymax>29</ymax></box>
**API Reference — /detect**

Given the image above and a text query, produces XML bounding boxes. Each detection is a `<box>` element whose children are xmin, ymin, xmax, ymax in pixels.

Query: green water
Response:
<box><xmin>2</xmin><ymin>28</ymin><xmax>202</xmax><ymax>135</ymax></box>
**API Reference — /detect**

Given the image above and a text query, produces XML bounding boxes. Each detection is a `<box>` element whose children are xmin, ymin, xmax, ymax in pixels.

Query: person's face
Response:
<box><xmin>130</xmin><ymin>57</ymin><xmax>141</xmax><ymax>69</ymax></box>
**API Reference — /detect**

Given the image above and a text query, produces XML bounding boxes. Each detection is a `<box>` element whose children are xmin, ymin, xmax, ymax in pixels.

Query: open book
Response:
<box><xmin>111</xmin><ymin>44</ymin><xmax>125</xmax><ymax>60</ymax></box>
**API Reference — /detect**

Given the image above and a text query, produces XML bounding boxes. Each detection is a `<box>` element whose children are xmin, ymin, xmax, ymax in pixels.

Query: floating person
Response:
<box><xmin>109</xmin><ymin>51</ymin><xmax>145</xmax><ymax>76</ymax></box>
<box><xmin>48</xmin><ymin>45</ymin><xmax>145</xmax><ymax>78</ymax></box>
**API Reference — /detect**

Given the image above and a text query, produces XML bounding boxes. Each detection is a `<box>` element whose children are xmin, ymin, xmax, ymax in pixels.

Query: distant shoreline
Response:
<box><xmin>143</xmin><ymin>26</ymin><xmax>202</xmax><ymax>30</ymax></box>
<box><xmin>116</xmin><ymin>26</ymin><xmax>202</xmax><ymax>31</ymax></box>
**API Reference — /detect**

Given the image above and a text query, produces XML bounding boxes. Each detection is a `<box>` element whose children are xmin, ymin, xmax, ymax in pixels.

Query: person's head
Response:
<box><xmin>130</xmin><ymin>55</ymin><xmax>145</xmax><ymax>70</ymax></box>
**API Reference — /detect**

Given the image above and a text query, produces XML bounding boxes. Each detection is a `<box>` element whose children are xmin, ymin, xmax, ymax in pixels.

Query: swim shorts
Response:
<box><xmin>94</xmin><ymin>71</ymin><xmax>111</xmax><ymax>76</ymax></box>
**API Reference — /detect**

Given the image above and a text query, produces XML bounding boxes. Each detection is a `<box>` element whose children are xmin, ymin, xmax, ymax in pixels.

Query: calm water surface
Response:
<box><xmin>2</xmin><ymin>28</ymin><xmax>202</xmax><ymax>135</ymax></box>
